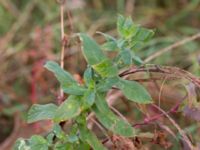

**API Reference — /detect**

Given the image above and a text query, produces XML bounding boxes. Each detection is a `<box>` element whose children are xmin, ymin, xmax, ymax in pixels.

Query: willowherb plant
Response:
<box><xmin>14</xmin><ymin>15</ymin><xmax>154</xmax><ymax>150</ymax></box>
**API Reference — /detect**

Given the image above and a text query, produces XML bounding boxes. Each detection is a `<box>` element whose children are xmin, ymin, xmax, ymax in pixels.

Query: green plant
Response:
<box><xmin>14</xmin><ymin>15</ymin><xmax>154</xmax><ymax>150</ymax></box>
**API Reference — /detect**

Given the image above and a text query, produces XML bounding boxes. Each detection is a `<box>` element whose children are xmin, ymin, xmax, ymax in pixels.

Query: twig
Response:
<box><xmin>151</xmin><ymin>104</ymin><xmax>194</xmax><ymax>150</ymax></box>
<box><xmin>90</xmin><ymin>118</ymin><xmax>110</xmax><ymax>139</ymax></box>
<box><xmin>110</xmin><ymin>106</ymin><xmax>128</xmax><ymax>122</ymax></box>
<box><xmin>0</xmin><ymin>113</ymin><xmax>21</xmax><ymax>150</ymax></box>
<box><xmin>60</xmin><ymin>3</ymin><xmax>65</xmax><ymax>70</ymax></box>
<box><xmin>119</xmin><ymin>65</ymin><xmax>200</xmax><ymax>88</ymax></box>
<box><xmin>157</xmin><ymin>122</ymin><xmax>177</xmax><ymax>139</ymax></box>
<box><xmin>144</xmin><ymin>32</ymin><xmax>200</xmax><ymax>63</ymax></box>
<box><xmin>158</xmin><ymin>76</ymin><xmax>168</xmax><ymax>107</ymax></box>
<box><xmin>57</xmin><ymin>0</ymin><xmax>67</xmax><ymax>102</ymax></box>
<box><xmin>133</xmin><ymin>94</ymin><xmax>187</xmax><ymax>128</ymax></box>
<box><xmin>0</xmin><ymin>0</ymin><xmax>19</xmax><ymax>17</ymax></box>
<box><xmin>88</xmin><ymin>18</ymin><xmax>109</xmax><ymax>36</ymax></box>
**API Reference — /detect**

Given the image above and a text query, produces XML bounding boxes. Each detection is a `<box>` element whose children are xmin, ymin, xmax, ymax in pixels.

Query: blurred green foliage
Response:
<box><xmin>1</xmin><ymin>0</ymin><xmax>200</xmax><ymax>149</ymax></box>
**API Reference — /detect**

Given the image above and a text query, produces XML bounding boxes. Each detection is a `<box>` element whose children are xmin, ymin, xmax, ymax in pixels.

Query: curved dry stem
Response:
<box><xmin>144</xmin><ymin>32</ymin><xmax>200</xmax><ymax>63</ymax></box>
<box><xmin>152</xmin><ymin>104</ymin><xmax>194</xmax><ymax>150</ymax></box>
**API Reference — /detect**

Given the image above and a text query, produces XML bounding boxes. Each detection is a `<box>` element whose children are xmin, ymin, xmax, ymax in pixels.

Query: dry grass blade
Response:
<box><xmin>144</xmin><ymin>32</ymin><xmax>200</xmax><ymax>63</ymax></box>
<box><xmin>0</xmin><ymin>0</ymin><xmax>38</xmax><ymax>52</ymax></box>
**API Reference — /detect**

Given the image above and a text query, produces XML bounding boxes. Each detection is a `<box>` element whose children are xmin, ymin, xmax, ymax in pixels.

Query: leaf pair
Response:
<box><xmin>27</xmin><ymin>96</ymin><xmax>81</xmax><ymax>123</ymax></box>
<box><xmin>92</xmin><ymin>93</ymin><xmax>136</xmax><ymax>137</ymax></box>
<box><xmin>117</xmin><ymin>15</ymin><xmax>154</xmax><ymax>47</ymax></box>
<box><xmin>80</xmin><ymin>92</ymin><xmax>138</xmax><ymax>150</ymax></box>
<box><xmin>79</xmin><ymin>33</ymin><xmax>118</xmax><ymax>78</ymax></box>
<box><xmin>44</xmin><ymin>61</ymin><xmax>86</xmax><ymax>95</ymax></box>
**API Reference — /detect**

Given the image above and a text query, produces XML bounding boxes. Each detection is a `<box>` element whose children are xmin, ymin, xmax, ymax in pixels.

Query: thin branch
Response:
<box><xmin>0</xmin><ymin>113</ymin><xmax>21</xmax><ymax>150</ymax></box>
<box><xmin>119</xmin><ymin>65</ymin><xmax>200</xmax><ymax>88</ymax></box>
<box><xmin>158</xmin><ymin>76</ymin><xmax>168</xmax><ymax>107</ymax></box>
<box><xmin>133</xmin><ymin>94</ymin><xmax>187</xmax><ymax>127</ymax></box>
<box><xmin>90</xmin><ymin>118</ymin><xmax>110</xmax><ymax>139</ymax></box>
<box><xmin>151</xmin><ymin>104</ymin><xmax>194</xmax><ymax>150</ymax></box>
<box><xmin>57</xmin><ymin>0</ymin><xmax>67</xmax><ymax>102</ymax></box>
<box><xmin>0</xmin><ymin>0</ymin><xmax>19</xmax><ymax>17</ymax></box>
<box><xmin>60</xmin><ymin>4</ymin><xmax>65</xmax><ymax>70</ymax></box>
<box><xmin>144</xmin><ymin>32</ymin><xmax>200</xmax><ymax>63</ymax></box>
<box><xmin>110</xmin><ymin>106</ymin><xmax>128</xmax><ymax>122</ymax></box>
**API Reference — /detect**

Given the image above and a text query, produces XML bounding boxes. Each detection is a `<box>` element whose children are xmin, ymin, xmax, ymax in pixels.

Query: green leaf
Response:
<box><xmin>27</xmin><ymin>104</ymin><xmax>57</xmax><ymax>123</ymax></box>
<box><xmin>117</xmin><ymin>38</ymin><xmax>128</xmax><ymax>49</ymax></box>
<box><xmin>129</xmin><ymin>28</ymin><xmax>154</xmax><ymax>51</ymax></box>
<box><xmin>117</xmin><ymin>15</ymin><xmax>138</xmax><ymax>39</ymax></box>
<box><xmin>62</xmin><ymin>84</ymin><xmax>87</xmax><ymax>95</ymax></box>
<box><xmin>83</xmin><ymin>67</ymin><xmax>95</xmax><ymax>87</ymax></box>
<box><xmin>13</xmin><ymin>138</ymin><xmax>30</xmax><ymax>150</ymax></box>
<box><xmin>97</xmin><ymin>32</ymin><xmax>116</xmax><ymax>42</ymax></box>
<box><xmin>115</xmin><ymin>50</ymin><xmax>132</xmax><ymax>68</ymax></box>
<box><xmin>117</xmin><ymin>79</ymin><xmax>152</xmax><ymax>104</ymax></box>
<box><xmin>97</xmin><ymin>77</ymin><xmax>119</xmax><ymax>92</ymax></box>
<box><xmin>117</xmin><ymin>15</ymin><xmax>154</xmax><ymax>52</ymax></box>
<box><xmin>54</xmin><ymin>142</ymin><xmax>73</xmax><ymax>150</ymax></box>
<box><xmin>46</xmin><ymin>133</ymin><xmax>54</xmax><ymax>145</ymax></box>
<box><xmin>98</xmin><ymin>32</ymin><xmax>118</xmax><ymax>51</ymax></box>
<box><xmin>44</xmin><ymin>61</ymin><xmax>86</xmax><ymax>96</ymax></box>
<box><xmin>132</xmin><ymin>27</ymin><xmax>154</xmax><ymax>42</ymax></box>
<box><xmin>75</xmin><ymin>141</ymin><xmax>90</xmax><ymax>150</ymax></box>
<box><xmin>54</xmin><ymin>96</ymin><xmax>81</xmax><ymax>122</ymax></box>
<box><xmin>92</xmin><ymin>59</ymin><xmax>118</xmax><ymax>78</ymax></box>
<box><xmin>79</xmin><ymin>125</ymin><xmax>107</xmax><ymax>150</ymax></box>
<box><xmin>44</xmin><ymin>61</ymin><xmax>76</xmax><ymax>86</ymax></box>
<box><xmin>79</xmin><ymin>33</ymin><xmax>106</xmax><ymax>65</ymax></box>
<box><xmin>53</xmin><ymin>124</ymin><xmax>66</xmax><ymax>140</ymax></box>
<box><xmin>93</xmin><ymin>93</ymin><xmax>136</xmax><ymax>137</ymax></box>
<box><xmin>117</xmin><ymin>15</ymin><xmax>154</xmax><ymax>42</ymax></box>
<box><xmin>102</xmin><ymin>41</ymin><xmax>118</xmax><ymax>51</ymax></box>
<box><xmin>29</xmin><ymin>135</ymin><xmax>49</xmax><ymax>150</ymax></box>
<box><xmin>82</xmin><ymin>90</ymin><xmax>96</xmax><ymax>109</ymax></box>
<box><xmin>132</xmin><ymin>54</ymin><xmax>143</xmax><ymax>66</ymax></box>
<box><xmin>129</xmin><ymin>41</ymin><xmax>143</xmax><ymax>51</ymax></box>
<box><xmin>66</xmin><ymin>124</ymin><xmax>79</xmax><ymax>143</ymax></box>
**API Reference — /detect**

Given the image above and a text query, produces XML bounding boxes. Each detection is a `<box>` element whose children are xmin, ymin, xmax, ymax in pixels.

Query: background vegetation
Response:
<box><xmin>0</xmin><ymin>0</ymin><xmax>200</xmax><ymax>149</ymax></box>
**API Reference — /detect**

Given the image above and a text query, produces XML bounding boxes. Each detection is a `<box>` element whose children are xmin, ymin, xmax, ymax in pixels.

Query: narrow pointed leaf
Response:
<box><xmin>102</xmin><ymin>41</ymin><xmax>118</xmax><ymax>51</ymax></box>
<box><xmin>62</xmin><ymin>84</ymin><xmax>87</xmax><ymax>95</ymax></box>
<box><xmin>132</xmin><ymin>27</ymin><xmax>154</xmax><ymax>42</ymax></box>
<box><xmin>44</xmin><ymin>61</ymin><xmax>76</xmax><ymax>86</ymax></box>
<box><xmin>82</xmin><ymin>90</ymin><xmax>96</xmax><ymax>109</ymax></box>
<box><xmin>83</xmin><ymin>67</ymin><xmax>95</xmax><ymax>88</ymax></box>
<box><xmin>27</xmin><ymin>104</ymin><xmax>57</xmax><ymax>123</ymax></box>
<box><xmin>92</xmin><ymin>59</ymin><xmax>118</xmax><ymax>77</ymax></box>
<box><xmin>93</xmin><ymin>93</ymin><xmax>136</xmax><ymax>137</ymax></box>
<box><xmin>97</xmin><ymin>77</ymin><xmax>119</xmax><ymax>92</ymax></box>
<box><xmin>45</xmin><ymin>61</ymin><xmax>86</xmax><ymax>95</ymax></box>
<box><xmin>79</xmin><ymin>33</ymin><xmax>106</xmax><ymax>65</ymax></box>
<box><xmin>115</xmin><ymin>50</ymin><xmax>132</xmax><ymax>68</ymax></box>
<box><xmin>29</xmin><ymin>135</ymin><xmax>49</xmax><ymax>150</ymax></box>
<box><xmin>132</xmin><ymin>54</ymin><xmax>143</xmax><ymax>66</ymax></box>
<box><xmin>117</xmin><ymin>79</ymin><xmax>152</xmax><ymax>104</ymax></box>
<box><xmin>54</xmin><ymin>96</ymin><xmax>81</xmax><ymax>122</ymax></box>
<box><xmin>79</xmin><ymin>125</ymin><xmax>107</xmax><ymax>150</ymax></box>
<box><xmin>97</xmin><ymin>32</ymin><xmax>118</xmax><ymax>51</ymax></box>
